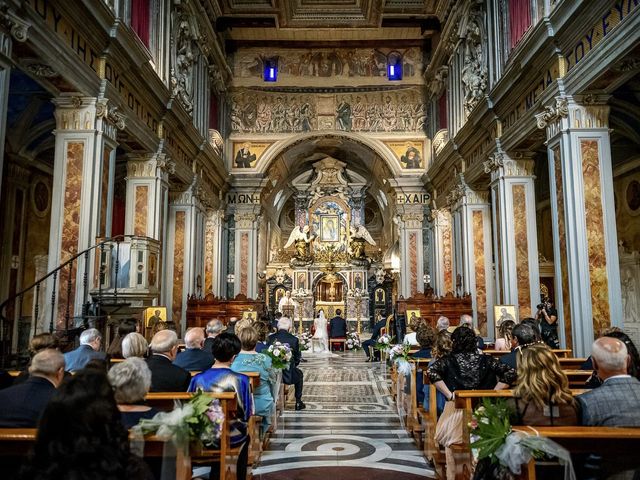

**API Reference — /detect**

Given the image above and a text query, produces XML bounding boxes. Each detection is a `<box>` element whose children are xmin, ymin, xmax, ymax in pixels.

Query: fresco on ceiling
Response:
<box><xmin>232</xmin><ymin>47</ymin><xmax>425</xmax><ymax>87</ymax></box>
<box><xmin>230</xmin><ymin>89</ymin><xmax>426</xmax><ymax>134</ymax></box>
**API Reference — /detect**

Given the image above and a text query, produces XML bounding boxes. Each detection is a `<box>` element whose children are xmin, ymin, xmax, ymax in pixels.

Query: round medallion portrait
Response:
<box><xmin>625</xmin><ymin>179</ymin><xmax>640</xmax><ymax>215</ymax></box>
<box><xmin>31</xmin><ymin>179</ymin><xmax>51</xmax><ymax>218</ymax></box>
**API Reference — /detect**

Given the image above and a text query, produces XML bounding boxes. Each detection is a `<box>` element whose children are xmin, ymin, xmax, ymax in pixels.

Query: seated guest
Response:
<box><xmin>500</xmin><ymin>323</ymin><xmax>539</xmax><ymax>370</ymax></box>
<box><xmin>254</xmin><ymin>321</ymin><xmax>271</xmax><ymax>353</ymax></box>
<box><xmin>268</xmin><ymin>317</ymin><xmax>305</xmax><ymax>410</ymax></box>
<box><xmin>412</xmin><ymin>324</ymin><xmax>436</xmax><ymax>359</ymax></box>
<box><xmin>0</xmin><ymin>349</ymin><xmax>65</xmax><ymax>427</ymax></box>
<box><xmin>108</xmin><ymin>357</ymin><xmax>158</xmax><ymax>429</ymax></box>
<box><xmin>21</xmin><ymin>369</ymin><xmax>151</xmax><ymax>480</ymax></box>
<box><xmin>204</xmin><ymin>318</ymin><xmax>225</xmax><ymax>356</ymax></box>
<box><xmin>225</xmin><ymin>316</ymin><xmax>239</xmax><ymax>335</ymax></box>
<box><xmin>13</xmin><ymin>332</ymin><xmax>63</xmax><ymax>386</ymax></box>
<box><xmin>363</xmin><ymin>316</ymin><xmax>386</xmax><ymax>362</ymax></box>
<box><xmin>494</xmin><ymin>319</ymin><xmax>515</xmax><ymax>351</ymax></box>
<box><xmin>122</xmin><ymin>332</ymin><xmax>149</xmax><ymax>359</ymax></box>
<box><xmin>106</xmin><ymin>318</ymin><xmax>137</xmax><ymax>359</ymax></box>
<box><xmin>436</xmin><ymin>316</ymin><xmax>450</xmax><ymax>332</ymax></box>
<box><xmin>429</xmin><ymin>328</ymin><xmax>515</xmax><ymax>480</ymax></box>
<box><xmin>509</xmin><ymin>343</ymin><xmax>578</xmax><ymax>425</ymax></box>
<box><xmin>581</xmin><ymin>328</ymin><xmax>640</xmax><ymax>387</ymax></box>
<box><xmin>64</xmin><ymin>328</ymin><xmax>106</xmax><ymax>372</ymax></box>
<box><xmin>402</xmin><ymin>318</ymin><xmax>421</xmax><ymax>346</ymax></box>
<box><xmin>425</xmin><ymin>331</ymin><xmax>452</xmax><ymax>414</ymax></box>
<box><xmin>231</xmin><ymin>326</ymin><xmax>275</xmax><ymax>431</ymax></box>
<box><xmin>146</xmin><ymin>330</ymin><xmax>191</xmax><ymax>392</ymax></box>
<box><xmin>329</xmin><ymin>309</ymin><xmax>347</xmax><ymax>339</ymax></box>
<box><xmin>173</xmin><ymin>327</ymin><xmax>214</xmax><ymax>371</ymax></box>
<box><xmin>520</xmin><ymin>317</ymin><xmax>542</xmax><ymax>340</ymax></box>
<box><xmin>189</xmin><ymin>333</ymin><xmax>253</xmax><ymax>480</ymax></box>
<box><xmin>459</xmin><ymin>314</ymin><xmax>485</xmax><ymax>350</ymax></box>
<box><xmin>578</xmin><ymin>337</ymin><xmax>640</xmax><ymax>427</ymax></box>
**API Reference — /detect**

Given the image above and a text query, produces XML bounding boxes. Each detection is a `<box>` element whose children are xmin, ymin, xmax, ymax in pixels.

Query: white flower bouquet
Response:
<box><xmin>266</xmin><ymin>341</ymin><xmax>293</xmax><ymax>369</ymax></box>
<box><xmin>374</xmin><ymin>333</ymin><xmax>393</xmax><ymax>352</ymax></box>
<box><xmin>298</xmin><ymin>331</ymin><xmax>312</xmax><ymax>351</ymax></box>
<box><xmin>346</xmin><ymin>331</ymin><xmax>362</xmax><ymax>350</ymax></box>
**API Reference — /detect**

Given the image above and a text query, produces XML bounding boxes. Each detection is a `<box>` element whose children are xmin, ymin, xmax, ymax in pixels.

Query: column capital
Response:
<box><xmin>234</xmin><ymin>210</ymin><xmax>259</xmax><ymax>229</ymax></box>
<box><xmin>536</xmin><ymin>95</ymin><xmax>610</xmax><ymax>139</ymax></box>
<box><xmin>209</xmin><ymin>209</ymin><xmax>225</xmax><ymax>227</ymax></box>
<box><xmin>126</xmin><ymin>153</ymin><xmax>175</xmax><ymax>181</ymax></box>
<box><xmin>5</xmin><ymin>161</ymin><xmax>30</xmax><ymax>186</ymax></box>
<box><xmin>484</xmin><ymin>151</ymin><xmax>535</xmax><ymax>181</ymax></box>
<box><xmin>96</xmin><ymin>98</ymin><xmax>126</xmax><ymax>141</ymax></box>
<box><xmin>52</xmin><ymin>95</ymin><xmax>97</xmax><ymax>131</ymax></box>
<box><xmin>0</xmin><ymin>3</ymin><xmax>30</xmax><ymax>43</ymax></box>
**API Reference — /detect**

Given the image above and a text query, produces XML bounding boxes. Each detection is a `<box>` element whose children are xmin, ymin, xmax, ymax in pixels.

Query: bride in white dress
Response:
<box><xmin>312</xmin><ymin>309</ymin><xmax>329</xmax><ymax>353</ymax></box>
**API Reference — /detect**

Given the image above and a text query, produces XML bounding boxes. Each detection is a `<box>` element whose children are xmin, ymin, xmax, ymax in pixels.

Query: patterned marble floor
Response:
<box><xmin>252</xmin><ymin>350</ymin><xmax>436</xmax><ymax>479</ymax></box>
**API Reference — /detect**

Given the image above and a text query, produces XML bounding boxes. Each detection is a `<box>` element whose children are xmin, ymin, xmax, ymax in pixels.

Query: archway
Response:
<box><xmin>312</xmin><ymin>271</ymin><xmax>348</xmax><ymax>320</ymax></box>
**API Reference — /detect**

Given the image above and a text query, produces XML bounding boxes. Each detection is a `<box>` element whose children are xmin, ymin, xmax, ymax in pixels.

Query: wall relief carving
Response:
<box><xmin>171</xmin><ymin>9</ymin><xmax>198</xmax><ymax>114</ymax></box>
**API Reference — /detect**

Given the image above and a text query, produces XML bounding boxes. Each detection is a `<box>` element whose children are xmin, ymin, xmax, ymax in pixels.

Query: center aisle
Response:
<box><xmin>252</xmin><ymin>350</ymin><xmax>436</xmax><ymax>479</ymax></box>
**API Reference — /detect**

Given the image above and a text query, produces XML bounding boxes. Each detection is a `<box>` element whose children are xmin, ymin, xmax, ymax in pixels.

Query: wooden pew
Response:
<box><xmin>483</xmin><ymin>349</ymin><xmax>573</xmax><ymax>358</ymax></box>
<box><xmin>0</xmin><ymin>428</ymin><xmax>191</xmax><ymax>479</ymax></box>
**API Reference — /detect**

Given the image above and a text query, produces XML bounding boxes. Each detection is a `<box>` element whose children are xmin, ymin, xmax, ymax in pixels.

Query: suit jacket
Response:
<box><xmin>64</xmin><ymin>344</ymin><xmax>106</xmax><ymax>372</ymax></box>
<box><xmin>146</xmin><ymin>354</ymin><xmax>191</xmax><ymax>392</ymax></box>
<box><xmin>329</xmin><ymin>316</ymin><xmax>347</xmax><ymax>338</ymax></box>
<box><xmin>268</xmin><ymin>329</ymin><xmax>302</xmax><ymax>384</ymax></box>
<box><xmin>173</xmin><ymin>348</ymin><xmax>214</xmax><ymax>372</ymax></box>
<box><xmin>578</xmin><ymin>376</ymin><xmax>640</xmax><ymax>426</ymax></box>
<box><xmin>370</xmin><ymin>319</ymin><xmax>387</xmax><ymax>342</ymax></box>
<box><xmin>203</xmin><ymin>337</ymin><xmax>216</xmax><ymax>357</ymax></box>
<box><xmin>0</xmin><ymin>376</ymin><xmax>57</xmax><ymax>427</ymax></box>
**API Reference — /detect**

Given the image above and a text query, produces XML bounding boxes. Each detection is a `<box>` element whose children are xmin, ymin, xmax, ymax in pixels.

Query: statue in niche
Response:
<box><xmin>349</xmin><ymin>224</ymin><xmax>376</xmax><ymax>266</ymax></box>
<box><xmin>172</xmin><ymin>15</ymin><xmax>196</xmax><ymax>113</ymax></box>
<box><xmin>460</xmin><ymin>10</ymin><xmax>487</xmax><ymax>115</ymax></box>
<box><xmin>285</xmin><ymin>225</ymin><xmax>315</xmax><ymax>266</ymax></box>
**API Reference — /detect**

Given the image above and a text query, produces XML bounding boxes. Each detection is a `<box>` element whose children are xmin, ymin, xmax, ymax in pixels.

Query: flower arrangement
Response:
<box><xmin>389</xmin><ymin>342</ymin><xmax>412</xmax><ymax>374</ymax></box>
<box><xmin>298</xmin><ymin>331</ymin><xmax>312</xmax><ymax>351</ymax></box>
<box><xmin>135</xmin><ymin>389</ymin><xmax>224</xmax><ymax>449</ymax></box>
<box><xmin>266</xmin><ymin>341</ymin><xmax>293</xmax><ymax>369</ymax></box>
<box><xmin>374</xmin><ymin>333</ymin><xmax>393</xmax><ymax>351</ymax></box>
<box><xmin>469</xmin><ymin>398</ymin><xmax>575</xmax><ymax>478</ymax></box>
<box><xmin>346</xmin><ymin>331</ymin><xmax>361</xmax><ymax>350</ymax></box>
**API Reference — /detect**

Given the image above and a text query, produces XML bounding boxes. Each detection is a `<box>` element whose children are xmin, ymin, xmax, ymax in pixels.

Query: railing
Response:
<box><xmin>0</xmin><ymin>235</ymin><xmax>154</xmax><ymax>367</ymax></box>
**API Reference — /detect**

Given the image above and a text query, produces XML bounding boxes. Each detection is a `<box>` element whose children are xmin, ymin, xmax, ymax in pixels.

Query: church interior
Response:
<box><xmin>0</xmin><ymin>0</ymin><xmax>640</xmax><ymax>479</ymax></box>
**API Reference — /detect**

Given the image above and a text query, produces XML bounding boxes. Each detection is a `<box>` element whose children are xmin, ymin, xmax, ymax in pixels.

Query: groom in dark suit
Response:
<box><xmin>268</xmin><ymin>317</ymin><xmax>305</xmax><ymax>410</ymax></box>
<box><xmin>329</xmin><ymin>309</ymin><xmax>347</xmax><ymax>339</ymax></box>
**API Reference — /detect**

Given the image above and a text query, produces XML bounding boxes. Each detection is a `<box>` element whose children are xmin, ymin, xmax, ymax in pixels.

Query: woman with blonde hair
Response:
<box><xmin>509</xmin><ymin>343</ymin><xmax>578</xmax><ymax>425</ymax></box>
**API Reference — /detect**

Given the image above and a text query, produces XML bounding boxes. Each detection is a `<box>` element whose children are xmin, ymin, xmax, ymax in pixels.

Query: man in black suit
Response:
<box><xmin>268</xmin><ymin>317</ymin><xmax>305</xmax><ymax>410</ymax></box>
<box><xmin>146</xmin><ymin>329</ymin><xmax>191</xmax><ymax>392</ymax></box>
<box><xmin>329</xmin><ymin>309</ymin><xmax>347</xmax><ymax>339</ymax></box>
<box><xmin>0</xmin><ymin>349</ymin><xmax>65</xmax><ymax>427</ymax></box>
<box><xmin>363</xmin><ymin>317</ymin><xmax>387</xmax><ymax>362</ymax></box>
<box><xmin>174</xmin><ymin>327</ymin><xmax>214</xmax><ymax>371</ymax></box>
<box><xmin>500</xmin><ymin>323</ymin><xmax>538</xmax><ymax>371</ymax></box>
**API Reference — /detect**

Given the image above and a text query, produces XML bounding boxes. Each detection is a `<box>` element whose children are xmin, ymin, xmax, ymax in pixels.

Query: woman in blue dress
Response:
<box><xmin>231</xmin><ymin>326</ymin><xmax>275</xmax><ymax>433</ymax></box>
<box><xmin>189</xmin><ymin>333</ymin><xmax>253</xmax><ymax>480</ymax></box>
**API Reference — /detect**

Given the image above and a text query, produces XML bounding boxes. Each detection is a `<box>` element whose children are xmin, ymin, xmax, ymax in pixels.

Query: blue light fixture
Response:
<box><xmin>264</xmin><ymin>59</ymin><xmax>278</xmax><ymax>82</ymax></box>
<box><xmin>387</xmin><ymin>52</ymin><xmax>403</xmax><ymax>81</ymax></box>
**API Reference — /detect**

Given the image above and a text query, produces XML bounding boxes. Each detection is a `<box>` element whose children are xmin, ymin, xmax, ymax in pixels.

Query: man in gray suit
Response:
<box><xmin>64</xmin><ymin>328</ymin><xmax>106</xmax><ymax>372</ymax></box>
<box><xmin>578</xmin><ymin>336</ymin><xmax>640</xmax><ymax>426</ymax></box>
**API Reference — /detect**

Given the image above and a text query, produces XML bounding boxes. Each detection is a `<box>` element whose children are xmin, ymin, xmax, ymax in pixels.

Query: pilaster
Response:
<box><xmin>395</xmin><ymin>204</ymin><xmax>425</xmax><ymax>298</ymax></box>
<box><xmin>431</xmin><ymin>208</ymin><xmax>454</xmax><ymax>297</ymax></box>
<box><xmin>205</xmin><ymin>209</ymin><xmax>225</xmax><ymax>297</ymax></box>
<box><xmin>485</xmin><ymin>151</ymin><xmax>540</xmax><ymax>320</ymax></box>
<box><xmin>537</xmin><ymin>95</ymin><xmax>621</xmax><ymax>356</ymax></box>
<box><xmin>233</xmin><ymin>209</ymin><xmax>260</xmax><ymax>299</ymax></box>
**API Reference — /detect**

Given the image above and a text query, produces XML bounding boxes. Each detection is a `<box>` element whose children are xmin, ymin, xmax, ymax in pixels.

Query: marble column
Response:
<box><xmin>396</xmin><ymin>205</ymin><xmax>425</xmax><ymax>298</ymax></box>
<box><xmin>486</xmin><ymin>151</ymin><xmax>540</xmax><ymax>320</ymax></box>
<box><xmin>46</xmin><ymin>94</ymin><xmax>124</xmax><ymax>330</ymax></box>
<box><xmin>165</xmin><ymin>179</ymin><xmax>207</xmax><ymax>333</ymax></box>
<box><xmin>233</xmin><ymin>209</ymin><xmax>260</xmax><ymax>299</ymax></box>
<box><xmin>536</xmin><ymin>95</ymin><xmax>621</xmax><ymax>356</ymax></box>
<box><xmin>204</xmin><ymin>209</ymin><xmax>225</xmax><ymax>297</ymax></box>
<box><xmin>447</xmin><ymin>175</ymin><xmax>494</xmax><ymax>337</ymax></box>
<box><xmin>431</xmin><ymin>208</ymin><xmax>455</xmax><ymax>297</ymax></box>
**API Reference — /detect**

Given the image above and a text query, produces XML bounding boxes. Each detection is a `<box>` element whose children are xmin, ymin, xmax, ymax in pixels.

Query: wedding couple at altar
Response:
<box><xmin>307</xmin><ymin>309</ymin><xmax>344</xmax><ymax>356</ymax></box>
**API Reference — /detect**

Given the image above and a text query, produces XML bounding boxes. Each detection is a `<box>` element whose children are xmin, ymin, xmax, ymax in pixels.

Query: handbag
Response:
<box><xmin>434</xmin><ymin>400</ymin><xmax>464</xmax><ymax>447</ymax></box>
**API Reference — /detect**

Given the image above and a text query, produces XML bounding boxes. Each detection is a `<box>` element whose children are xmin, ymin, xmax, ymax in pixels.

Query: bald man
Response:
<box><xmin>146</xmin><ymin>330</ymin><xmax>191</xmax><ymax>391</ymax></box>
<box><xmin>578</xmin><ymin>336</ymin><xmax>640</xmax><ymax>426</ymax></box>
<box><xmin>174</xmin><ymin>327</ymin><xmax>214</xmax><ymax>371</ymax></box>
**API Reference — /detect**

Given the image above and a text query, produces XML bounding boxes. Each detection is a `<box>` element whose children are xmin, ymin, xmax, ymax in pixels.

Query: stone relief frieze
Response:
<box><xmin>170</xmin><ymin>8</ymin><xmax>198</xmax><ymax>114</ymax></box>
<box><xmin>459</xmin><ymin>4</ymin><xmax>487</xmax><ymax>115</ymax></box>
<box><xmin>229</xmin><ymin>88</ymin><xmax>426</xmax><ymax>134</ymax></box>
<box><xmin>231</xmin><ymin>47</ymin><xmax>424</xmax><ymax>87</ymax></box>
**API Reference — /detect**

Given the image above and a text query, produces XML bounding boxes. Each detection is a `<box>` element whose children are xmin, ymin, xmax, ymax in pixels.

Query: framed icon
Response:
<box><xmin>406</xmin><ymin>309</ymin><xmax>421</xmax><ymax>325</ymax></box>
<box><xmin>242</xmin><ymin>310</ymin><xmax>256</xmax><ymax>322</ymax></box>
<box><xmin>375</xmin><ymin>288</ymin><xmax>385</xmax><ymax>304</ymax></box>
<box><xmin>320</xmin><ymin>215</ymin><xmax>339</xmax><ymax>242</ymax></box>
<box><xmin>494</xmin><ymin>305</ymin><xmax>517</xmax><ymax>327</ymax></box>
<box><xmin>145</xmin><ymin>306</ymin><xmax>168</xmax><ymax>337</ymax></box>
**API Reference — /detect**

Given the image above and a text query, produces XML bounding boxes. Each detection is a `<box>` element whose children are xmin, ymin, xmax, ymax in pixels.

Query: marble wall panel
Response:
<box><xmin>512</xmin><ymin>185</ymin><xmax>531</xmax><ymax>318</ymax></box>
<box><xmin>442</xmin><ymin>211</ymin><xmax>453</xmax><ymax>294</ymax></box>
<box><xmin>58</xmin><ymin>142</ymin><xmax>84</xmax><ymax>327</ymax></box>
<box><xmin>581</xmin><ymin>140</ymin><xmax>610</xmax><ymax>333</ymax></box>
<box><xmin>494</xmin><ymin>185</ymin><xmax>503</xmax><ymax>304</ymax></box>
<box><xmin>409</xmin><ymin>232</ymin><xmax>418</xmax><ymax>296</ymax></box>
<box><xmin>554</xmin><ymin>146</ymin><xmax>572</xmax><ymax>347</ymax></box>
<box><xmin>99</xmin><ymin>148</ymin><xmax>111</xmax><ymax>237</ymax></box>
<box><xmin>204</xmin><ymin>218</ymin><xmax>214</xmax><ymax>294</ymax></box>
<box><xmin>473</xmin><ymin>210</ymin><xmax>488</xmax><ymax>336</ymax></box>
<box><xmin>134</xmin><ymin>185</ymin><xmax>148</xmax><ymax>236</ymax></box>
<box><xmin>172</xmin><ymin>211</ymin><xmax>185</xmax><ymax>327</ymax></box>
<box><xmin>240</xmin><ymin>232</ymin><xmax>249</xmax><ymax>295</ymax></box>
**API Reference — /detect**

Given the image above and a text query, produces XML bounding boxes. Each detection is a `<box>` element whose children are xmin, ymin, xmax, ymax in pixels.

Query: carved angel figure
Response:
<box><xmin>285</xmin><ymin>225</ymin><xmax>314</xmax><ymax>260</ymax></box>
<box><xmin>349</xmin><ymin>224</ymin><xmax>376</xmax><ymax>246</ymax></box>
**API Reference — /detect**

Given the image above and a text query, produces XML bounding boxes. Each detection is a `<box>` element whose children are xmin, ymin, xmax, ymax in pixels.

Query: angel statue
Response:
<box><xmin>284</xmin><ymin>225</ymin><xmax>315</xmax><ymax>266</ymax></box>
<box><xmin>348</xmin><ymin>224</ymin><xmax>375</xmax><ymax>266</ymax></box>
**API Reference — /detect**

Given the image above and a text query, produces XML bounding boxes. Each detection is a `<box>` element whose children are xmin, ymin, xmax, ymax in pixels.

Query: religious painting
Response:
<box><xmin>145</xmin><ymin>306</ymin><xmax>168</xmax><ymax>338</ymax></box>
<box><xmin>231</xmin><ymin>141</ymin><xmax>272</xmax><ymax>169</ymax></box>
<box><xmin>297</xmin><ymin>272</ymin><xmax>307</xmax><ymax>290</ymax></box>
<box><xmin>320</xmin><ymin>215</ymin><xmax>340</xmax><ymax>242</ymax></box>
<box><xmin>384</xmin><ymin>140</ymin><xmax>426</xmax><ymax>169</ymax></box>
<box><xmin>353</xmin><ymin>272</ymin><xmax>363</xmax><ymax>290</ymax></box>
<box><xmin>274</xmin><ymin>287</ymin><xmax>286</xmax><ymax>307</ymax></box>
<box><xmin>375</xmin><ymin>288</ymin><xmax>385</xmax><ymax>305</ymax></box>
<box><xmin>242</xmin><ymin>310</ymin><xmax>256</xmax><ymax>322</ymax></box>
<box><xmin>406</xmin><ymin>309</ymin><xmax>421</xmax><ymax>326</ymax></box>
<box><xmin>494</xmin><ymin>305</ymin><xmax>517</xmax><ymax>328</ymax></box>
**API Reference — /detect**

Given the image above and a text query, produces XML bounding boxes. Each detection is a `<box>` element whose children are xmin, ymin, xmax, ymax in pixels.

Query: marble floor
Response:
<box><xmin>252</xmin><ymin>350</ymin><xmax>436</xmax><ymax>479</ymax></box>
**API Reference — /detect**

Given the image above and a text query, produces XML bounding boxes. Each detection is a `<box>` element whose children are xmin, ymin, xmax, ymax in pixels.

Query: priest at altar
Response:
<box><xmin>278</xmin><ymin>290</ymin><xmax>296</xmax><ymax>318</ymax></box>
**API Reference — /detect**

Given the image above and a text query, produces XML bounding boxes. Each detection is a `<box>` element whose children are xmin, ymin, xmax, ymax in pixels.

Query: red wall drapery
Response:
<box><xmin>131</xmin><ymin>0</ymin><xmax>150</xmax><ymax>47</ymax></box>
<box><xmin>509</xmin><ymin>0</ymin><xmax>531</xmax><ymax>50</ymax></box>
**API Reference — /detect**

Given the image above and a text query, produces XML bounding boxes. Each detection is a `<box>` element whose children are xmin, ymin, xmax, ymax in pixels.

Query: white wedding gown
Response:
<box><xmin>312</xmin><ymin>315</ymin><xmax>329</xmax><ymax>352</ymax></box>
